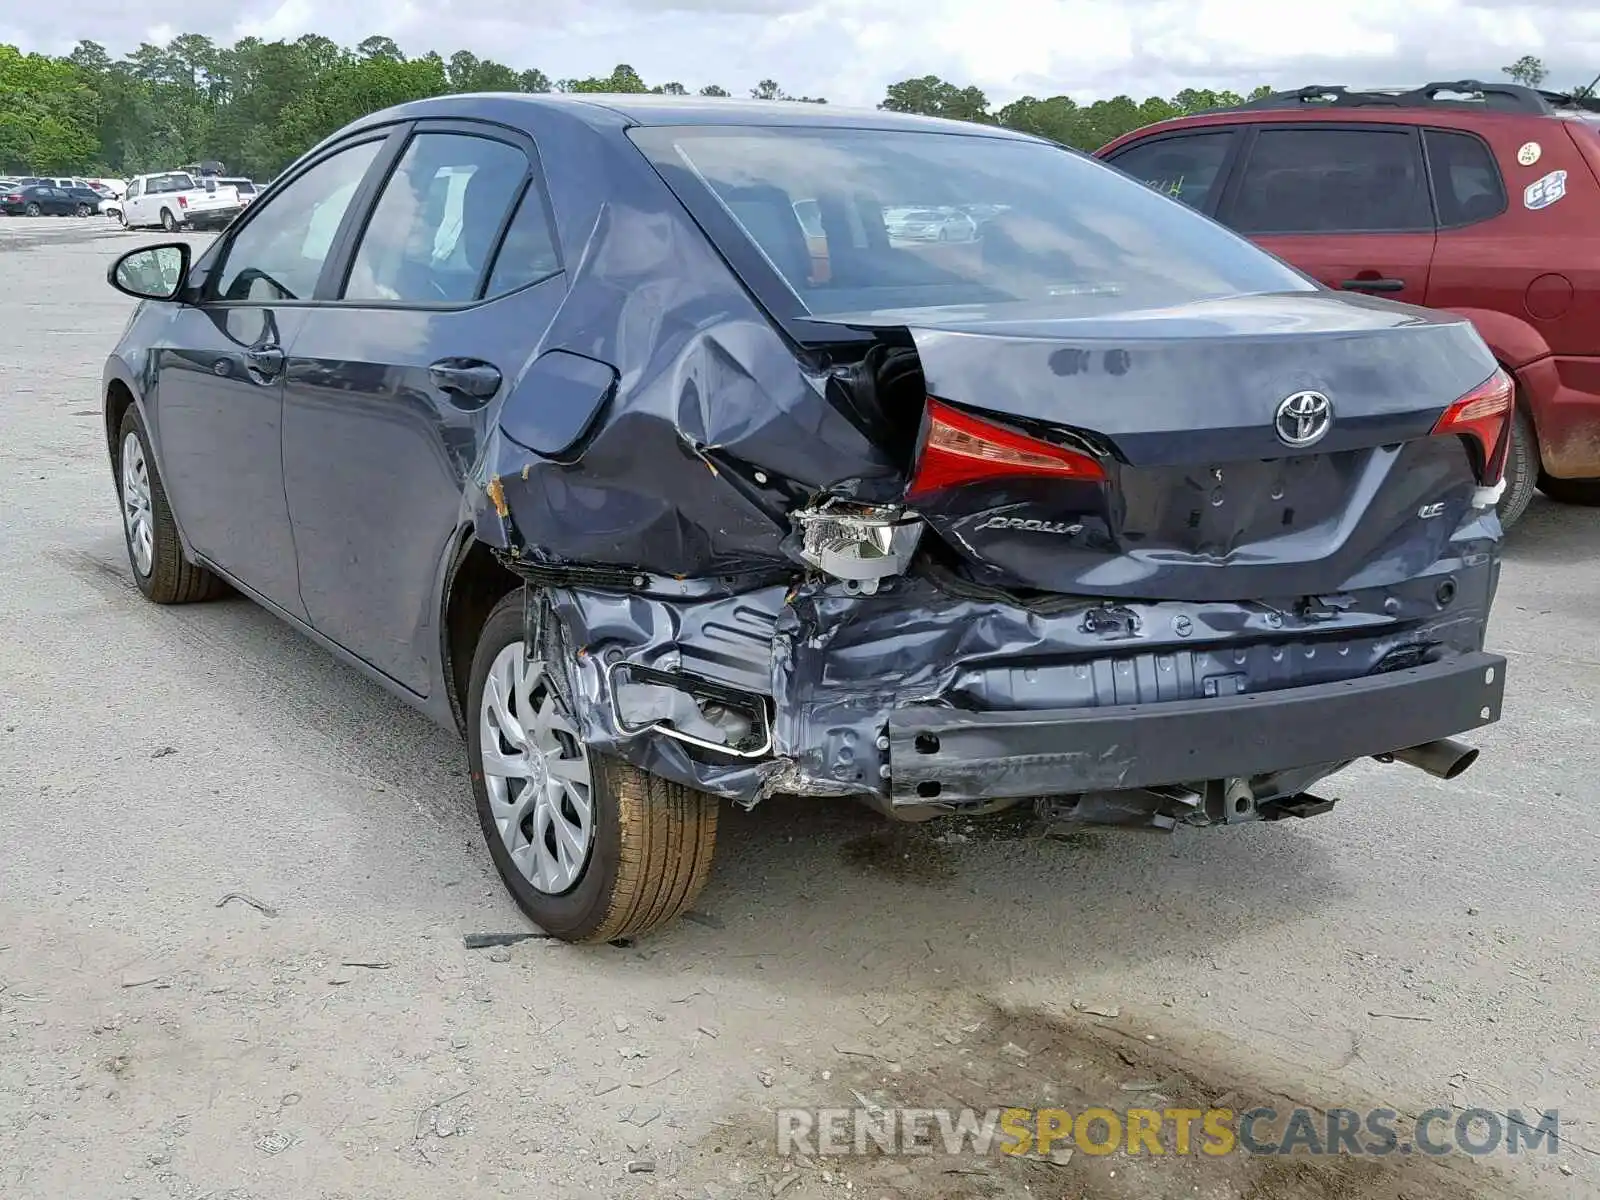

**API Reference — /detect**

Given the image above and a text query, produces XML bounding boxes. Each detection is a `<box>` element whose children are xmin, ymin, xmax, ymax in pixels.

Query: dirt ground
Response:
<box><xmin>1</xmin><ymin>216</ymin><xmax>1596</xmax><ymax>1199</ymax></box>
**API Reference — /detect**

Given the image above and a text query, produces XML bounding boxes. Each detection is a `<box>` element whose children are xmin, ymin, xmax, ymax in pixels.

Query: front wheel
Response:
<box><xmin>115</xmin><ymin>407</ymin><xmax>230</xmax><ymax>604</ymax></box>
<box><xmin>160</xmin><ymin>208</ymin><xmax>180</xmax><ymax>232</ymax></box>
<box><xmin>467</xmin><ymin>593</ymin><xmax>719</xmax><ymax>943</ymax></box>
<box><xmin>75</xmin><ymin>203</ymin><xmax>91</xmax><ymax>218</ymax></box>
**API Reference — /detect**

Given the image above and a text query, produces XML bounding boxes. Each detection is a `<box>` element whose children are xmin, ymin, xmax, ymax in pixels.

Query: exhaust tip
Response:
<box><xmin>1439</xmin><ymin>745</ymin><xmax>1479</xmax><ymax>780</ymax></box>
<box><xmin>1387</xmin><ymin>738</ymin><xmax>1479</xmax><ymax>781</ymax></box>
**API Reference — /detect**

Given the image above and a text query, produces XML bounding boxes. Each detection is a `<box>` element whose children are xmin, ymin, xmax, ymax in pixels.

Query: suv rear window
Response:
<box><xmin>632</xmin><ymin>125</ymin><xmax>1310</xmax><ymax>317</ymax></box>
<box><xmin>1424</xmin><ymin>129</ymin><xmax>1506</xmax><ymax>226</ymax></box>
<box><xmin>1228</xmin><ymin>127</ymin><xmax>1432</xmax><ymax>234</ymax></box>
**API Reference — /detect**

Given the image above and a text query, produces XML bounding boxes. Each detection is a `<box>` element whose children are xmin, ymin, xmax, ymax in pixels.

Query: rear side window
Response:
<box><xmin>482</xmin><ymin>184</ymin><xmax>561</xmax><ymax>297</ymax></box>
<box><xmin>343</xmin><ymin>132</ymin><xmax>530</xmax><ymax>304</ymax></box>
<box><xmin>1106</xmin><ymin>132</ymin><xmax>1237</xmax><ymax>211</ymax></box>
<box><xmin>1425</xmin><ymin>129</ymin><xmax>1506</xmax><ymax>227</ymax></box>
<box><xmin>1228</xmin><ymin>128</ymin><xmax>1432</xmax><ymax>234</ymax></box>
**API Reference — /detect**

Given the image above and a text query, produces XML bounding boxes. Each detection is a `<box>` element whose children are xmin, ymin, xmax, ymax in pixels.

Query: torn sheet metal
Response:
<box><xmin>536</xmin><ymin>554</ymin><xmax>1494</xmax><ymax>808</ymax></box>
<box><xmin>472</xmin><ymin>191</ymin><xmax>902</xmax><ymax>578</ymax></box>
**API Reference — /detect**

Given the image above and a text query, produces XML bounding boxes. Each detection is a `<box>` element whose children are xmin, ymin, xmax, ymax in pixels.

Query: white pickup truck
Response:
<box><xmin>110</xmin><ymin>171</ymin><xmax>244</xmax><ymax>232</ymax></box>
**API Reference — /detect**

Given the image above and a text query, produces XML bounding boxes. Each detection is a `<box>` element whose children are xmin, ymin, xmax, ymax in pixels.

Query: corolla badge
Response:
<box><xmin>1274</xmin><ymin>390</ymin><xmax>1333</xmax><ymax>448</ymax></box>
<box><xmin>975</xmin><ymin>516</ymin><xmax>1084</xmax><ymax>535</ymax></box>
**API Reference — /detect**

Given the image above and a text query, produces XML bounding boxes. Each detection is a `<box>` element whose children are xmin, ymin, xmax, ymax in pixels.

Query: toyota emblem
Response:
<box><xmin>1274</xmin><ymin>390</ymin><xmax>1333</xmax><ymax>448</ymax></box>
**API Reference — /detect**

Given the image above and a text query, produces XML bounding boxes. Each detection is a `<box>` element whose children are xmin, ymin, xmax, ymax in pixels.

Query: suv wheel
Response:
<box><xmin>1536</xmin><ymin>473</ymin><xmax>1600</xmax><ymax>506</ymax></box>
<box><xmin>1497</xmin><ymin>407</ymin><xmax>1539</xmax><ymax>529</ymax></box>
<box><xmin>116</xmin><ymin>407</ymin><xmax>230</xmax><ymax>603</ymax></box>
<box><xmin>467</xmin><ymin>593</ymin><xmax>719</xmax><ymax>943</ymax></box>
<box><xmin>23</xmin><ymin>202</ymin><xmax>40</xmax><ymax>217</ymax></box>
<box><xmin>161</xmin><ymin>209</ymin><xmax>180</xmax><ymax>232</ymax></box>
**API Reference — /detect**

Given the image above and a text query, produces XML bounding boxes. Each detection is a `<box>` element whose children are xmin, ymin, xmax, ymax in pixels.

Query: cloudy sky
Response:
<box><xmin>6</xmin><ymin>0</ymin><xmax>1600</xmax><ymax>108</ymax></box>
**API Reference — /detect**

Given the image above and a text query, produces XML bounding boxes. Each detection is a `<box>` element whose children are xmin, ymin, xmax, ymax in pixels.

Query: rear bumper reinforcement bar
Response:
<box><xmin>887</xmin><ymin>652</ymin><xmax>1506</xmax><ymax>805</ymax></box>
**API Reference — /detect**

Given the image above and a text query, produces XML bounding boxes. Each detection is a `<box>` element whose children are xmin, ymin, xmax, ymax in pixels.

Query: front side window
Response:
<box><xmin>209</xmin><ymin>140</ymin><xmax>381</xmax><ymax>302</ymax></box>
<box><xmin>1107</xmin><ymin>132</ymin><xmax>1237</xmax><ymax>211</ymax></box>
<box><xmin>1228</xmin><ymin>127</ymin><xmax>1432</xmax><ymax>234</ymax></box>
<box><xmin>631</xmin><ymin>125</ymin><xmax>1309</xmax><ymax>318</ymax></box>
<box><xmin>126</xmin><ymin>180</ymin><xmax>141</xmax><ymax>200</ymax></box>
<box><xmin>343</xmin><ymin>132</ymin><xmax>529</xmax><ymax>304</ymax></box>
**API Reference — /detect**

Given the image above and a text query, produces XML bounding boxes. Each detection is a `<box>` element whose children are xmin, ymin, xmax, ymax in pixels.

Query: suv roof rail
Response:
<box><xmin>1223</xmin><ymin>80</ymin><xmax>1600</xmax><ymax>116</ymax></box>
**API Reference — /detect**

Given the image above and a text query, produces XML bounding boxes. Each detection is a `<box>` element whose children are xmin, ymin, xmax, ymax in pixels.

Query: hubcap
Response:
<box><xmin>120</xmin><ymin>432</ymin><xmax>154</xmax><ymax>577</ymax></box>
<box><xmin>480</xmin><ymin>642</ymin><xmax>594</xmax><ymax>895</ymax></box>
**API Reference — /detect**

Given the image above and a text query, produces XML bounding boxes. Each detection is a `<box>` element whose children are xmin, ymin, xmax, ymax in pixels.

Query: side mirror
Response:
<box><xmin>108</xmin><ymin>243</ymin><xmax>191</xmax><ymax>302</ymax></box>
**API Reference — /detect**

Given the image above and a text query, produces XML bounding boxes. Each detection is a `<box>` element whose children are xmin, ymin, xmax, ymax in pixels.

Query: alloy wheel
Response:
<box><xmin>120</xmin><ymin>431</ymin><xmax>154</xmax><ymax>577</ymax></box>
<box><xmin>479</xmin><ymin>642</ymin><xmax>594</xmax><ymax>895</ymax></box>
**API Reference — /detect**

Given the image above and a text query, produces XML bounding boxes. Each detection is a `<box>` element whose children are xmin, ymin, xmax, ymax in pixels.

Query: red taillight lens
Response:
<box><xmin>176</xmin><ymin>195</ymin><xmax>188</xmax><ymax>208</ymax></box>
<box><xmin>907</xmin><ymin>398</ymin><xmax>1107</xmax><ymax>499</ymax></box>
<box><xmin>1431</xmin><ymin>369</ymin><xmax>1514</xmax><ymax>484</ymax></box>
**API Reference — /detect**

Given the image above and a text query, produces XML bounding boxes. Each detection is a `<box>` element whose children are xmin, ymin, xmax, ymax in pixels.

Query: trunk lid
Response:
<box><xmin>806</xmin><ymin>291</ymin><xmax>1500</xmax><ymax>602</ymax></box>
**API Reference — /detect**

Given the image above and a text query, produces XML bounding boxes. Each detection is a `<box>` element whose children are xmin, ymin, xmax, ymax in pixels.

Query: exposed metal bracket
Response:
<box><xmin>604</xmin><ymin>659</ymin><xmax>775</xmax><ymax>759</ymax></box>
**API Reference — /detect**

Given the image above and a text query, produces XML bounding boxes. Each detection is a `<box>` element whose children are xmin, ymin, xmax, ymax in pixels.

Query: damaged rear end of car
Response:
<box><xmin>472</xmin><ymin>110</ymin><xmax>1506</xmax><ymax>833</ymax></box>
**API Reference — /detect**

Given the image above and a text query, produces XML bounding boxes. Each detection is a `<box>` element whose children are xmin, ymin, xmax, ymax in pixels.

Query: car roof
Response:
<box><xmin>1098</xmin><ymin>81</ymin><xmax>1600</xmax><ymax>154</ymax></box>
<box><xmin>357</xmin><ymin>91</ymin><xmax>1040</xmax><ymax>141</ymax></box>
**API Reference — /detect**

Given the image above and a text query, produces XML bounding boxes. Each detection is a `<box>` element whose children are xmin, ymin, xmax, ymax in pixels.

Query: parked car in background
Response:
<box><xmin>1098</xmin><ymin>78</ymin><xmax>1600</xmax><ymax>527</ymax></box>
<box><xmin>117</xmin><ymin>170</ymin><xmax>243</xmax><ymax>231</ymax></box>
<box><xmin>1</xmin><ymin>183</ymin><xmax>101</xmax><ymax>217</ymax></box>
<box><xmin>219</xmin><ymin>177</ymin><xmax>261</xmax><ymax>206</ymax></box>
<box><xmin>884</xmin><ymin>205</ymin><xmax>978</xmax><ymax>241</ymax></box>
<box><xmin>35</xmin><ymin>176</ymin><xmax>100</xmax><ymax>193</ymax></box>
<box><xmin>100</xmin><ymin>95</ymin><xmax>1506</xmax><ymax>942</ymax></box>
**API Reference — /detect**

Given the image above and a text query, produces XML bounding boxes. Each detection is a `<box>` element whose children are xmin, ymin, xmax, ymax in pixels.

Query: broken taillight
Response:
<box><xmin>1431</xmin><ymin>369</ymin><xmax>1514</xmax><ymax>485</ymax></box>
<box><xmin>907</xmin><ymin>399</ymin><xmax>1106</xmax><ymax>499</ymax></box>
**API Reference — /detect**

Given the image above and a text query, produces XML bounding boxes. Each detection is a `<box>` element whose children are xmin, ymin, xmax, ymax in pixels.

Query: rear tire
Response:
<box><xmin>1536</xmin><ymin>473</ymin><xmax>1600</xmax><ymax>506</ymax></box>
<box><xmin>467</xmin><ymin>593</ymin><xmax>719</xmax><ymax>943</ymax></box>
<box><xmin>1496</xmin><ymin>407</ymin><xmax>1539</xmax><ymax>530</ymax></box>
<box><xmin>24</xmin><ymin>202</ymin><xmax>40</xmax><ymax>217</ymax></box>
<box><xmin>160</xmin><ymin>208</ymin><xmax>180</xmax><ymax>232</ymax></box>
<box><xmin>115</xmin><ymin>407</ymin><xmax>230</xmax><ymax>604</ymax></box>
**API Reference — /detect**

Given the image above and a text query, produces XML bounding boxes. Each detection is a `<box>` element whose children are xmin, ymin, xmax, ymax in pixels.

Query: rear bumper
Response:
<box><xmin>887</xmin><ymin>652</ymin><xmax>1506</xmax><ymax>805</ymax></box>
<box><xmin>185</xmin><ymin>207</ymin><xmax>242</xmax><ymax>227</ymax></box>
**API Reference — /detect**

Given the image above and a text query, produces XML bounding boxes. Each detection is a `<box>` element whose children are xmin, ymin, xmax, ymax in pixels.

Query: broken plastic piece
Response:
<box><xmin>794</xmin><ymin>501</ymin><xmax>923</xmax><ymax>594</ymax></box>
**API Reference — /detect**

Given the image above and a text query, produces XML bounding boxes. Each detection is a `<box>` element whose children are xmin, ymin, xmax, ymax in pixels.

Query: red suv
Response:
<box><xmin>1097</xmin><ymin>80</ymin><xmax>1600</xmax><ymax>528</ymax></box>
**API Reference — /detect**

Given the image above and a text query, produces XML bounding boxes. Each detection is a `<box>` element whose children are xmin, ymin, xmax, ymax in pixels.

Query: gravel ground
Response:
<box><xmin>0</xmin><ymin>214</ymin><xmax>1596</xmax><ymax>1200</ymax></box>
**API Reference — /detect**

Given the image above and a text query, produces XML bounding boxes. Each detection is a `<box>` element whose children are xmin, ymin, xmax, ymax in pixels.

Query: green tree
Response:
<box><xmin>1503</xmin><ymin>55</ymin><xmax>1546</xmax><ymax>88</ymax></box>
<box><xmin>357</xmin><ymin>36</ymin><xmax>404</xmax><ymax>62</ymax></box>
<box><xmin>699</xmin><ymin>84</ymin><xmax>730</xmax><ymax>97</ymax></box>
<box><xmin>880</xmin><ymin>75</ymin><xmax>990</xmax><ymax>122</ymax></box>
<box><xmin>0</xmin><ymin>45</ymin><xmax>101</xmax><ymax>171</ymax></box>
<box><xmin>278</xmin><ymin>53</ymin><xmax>449</xmax><ymax>151</ymax></box>
<box><xmin>749</xmin><ymin>78</ymin><xmax>825</xmax><ymax>103</ymax></box>
<box><xmin>558</xmin><ymin>64</ymin><xmax>648</xmax><ymax>93</ymax></box>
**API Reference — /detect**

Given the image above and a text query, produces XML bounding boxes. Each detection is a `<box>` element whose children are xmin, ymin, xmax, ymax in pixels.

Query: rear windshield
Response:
<box><xmin>631</xmin><ymin>125</ymin><xmax>1311</xmax><ymax>317</ymax></box>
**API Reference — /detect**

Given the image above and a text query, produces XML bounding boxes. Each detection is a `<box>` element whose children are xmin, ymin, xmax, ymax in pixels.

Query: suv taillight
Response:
<box><xmin>1431</xmin><ymin>369</ymin><xmax>1514</xmax><ymax>485</ymax></box>
<box><xmin>907</xmin><ymin>399</ymin><xmax>1107</xmax><ymax>499</ymax></box>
